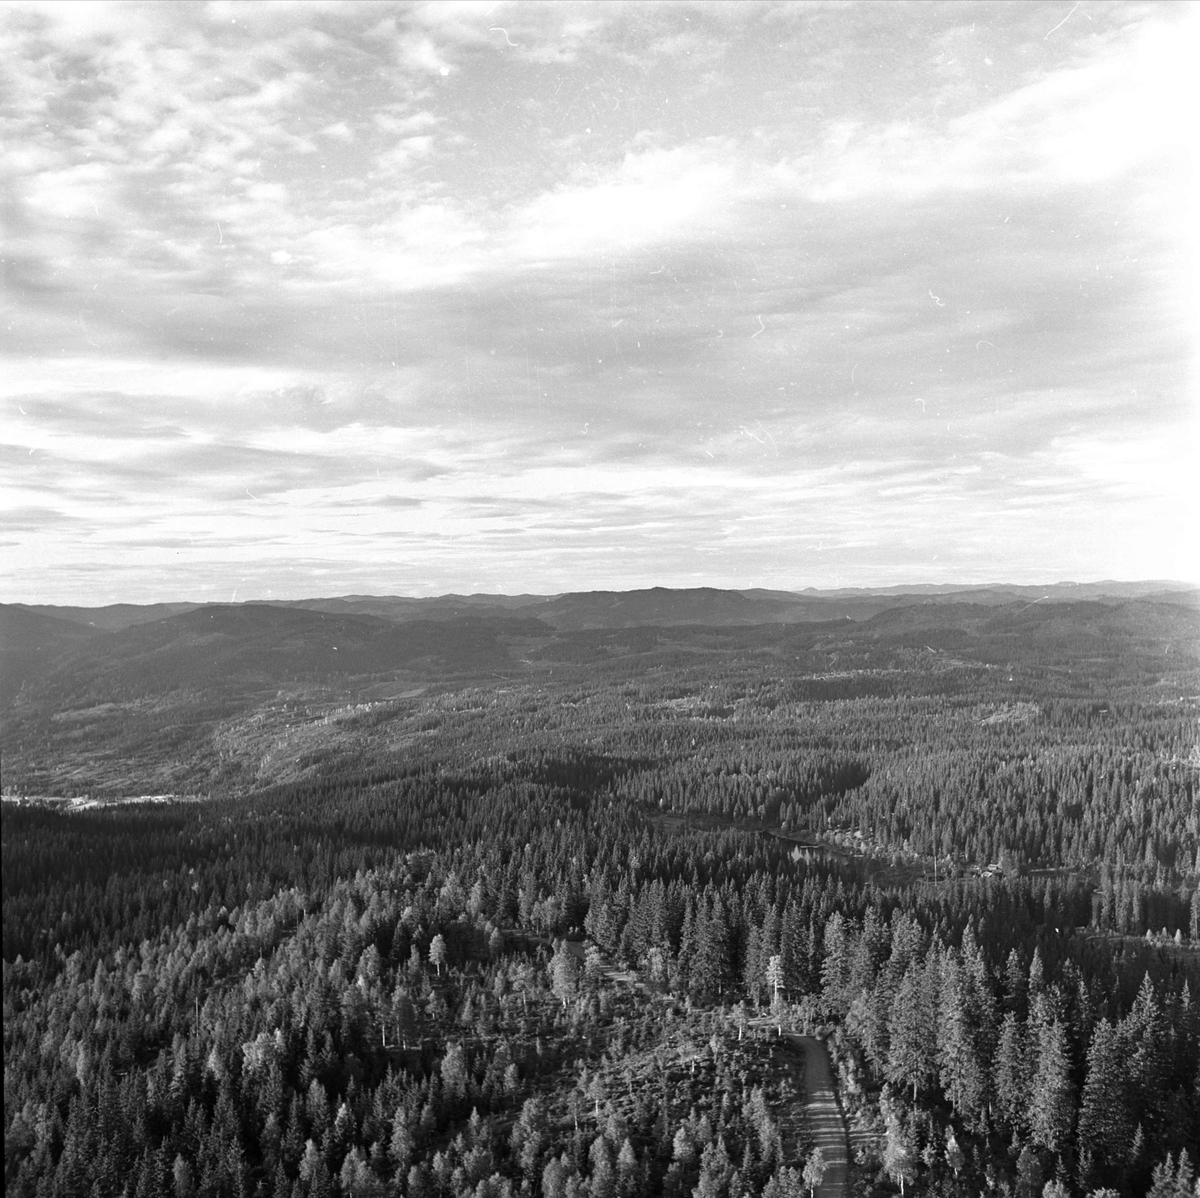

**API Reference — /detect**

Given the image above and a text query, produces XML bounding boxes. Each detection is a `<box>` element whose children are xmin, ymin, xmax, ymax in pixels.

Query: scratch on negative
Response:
<box><xmin>751</xmin><ymin>315</ymin><xmax>765</xmax><ymax>339</ymax></box>
<box><xmin>1044</xmin><ymin>2</ymin><xmax>1082</xmax><ymax>39</ymax></box>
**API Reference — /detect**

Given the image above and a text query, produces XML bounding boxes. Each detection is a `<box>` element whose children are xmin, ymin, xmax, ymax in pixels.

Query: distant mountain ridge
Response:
<box><xmin>2</xmin><ymin>604</ymin><xmax>550</xmax><ymax>709</ymax></box>
<box><xmin>8</xmin><ymin>601</ymin><xmax>203</xmax><ymax>630</ymax></box>
<box><xmin>3</xmin><ymin>585</ymin><xmax>1196</xmax><ymax>796</ymax></box>
<box><xmin>2</xmin><ymin>584</ymin><xmax>1195</xmax><ymax>711</ymax></box>
<box><xmin>792</xmin><ymin>580</ymin><xmax>1195</xmax><ymax>599</ymax></box>
<box><xmin>10</xmin><ymin>580</ymin><xmax>1195</xmax><ymax>634</ymax></box>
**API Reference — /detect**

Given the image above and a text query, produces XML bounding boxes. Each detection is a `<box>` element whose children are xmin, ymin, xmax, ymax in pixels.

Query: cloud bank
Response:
<box><xmin>2</xmin><ymin>0</ymin><xmax>1195</xmax><ymax>601</ymax></box>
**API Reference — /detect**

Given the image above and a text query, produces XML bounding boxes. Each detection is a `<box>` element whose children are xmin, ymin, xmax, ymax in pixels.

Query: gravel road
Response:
<box><xmin>786</xmin><ymin>1034</ymin><xmax>848</xmax><ymax>1198</ymax></box>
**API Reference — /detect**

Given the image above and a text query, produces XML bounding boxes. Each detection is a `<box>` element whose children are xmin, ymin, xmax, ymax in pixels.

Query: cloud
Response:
<box><xmin>1</xmin><ymin>0</ymin><xmax>1193</xmax><ymax>600</ymax></box>
<box><xmin>789</xmin><ymin>13</ymin><xmax>1195</xmax><ymax>204</ymax></box>
<box><xmin>0</xmin><ymin>505</ymin><xmax>84</xmax><ymax>532</ymax></box>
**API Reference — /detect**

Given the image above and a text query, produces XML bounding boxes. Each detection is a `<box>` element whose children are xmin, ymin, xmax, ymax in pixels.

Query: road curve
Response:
<box><xmin>786</xmin><ymin>1034</ymin><xmax>848</xmax><ymax>1198</ymax></box>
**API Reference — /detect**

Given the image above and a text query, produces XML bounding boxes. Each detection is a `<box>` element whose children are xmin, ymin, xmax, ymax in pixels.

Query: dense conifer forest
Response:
<box><xmin>3</xmin><ymin>588</ymin><xmax>1198</xmax><ymax>1197</ymax></box>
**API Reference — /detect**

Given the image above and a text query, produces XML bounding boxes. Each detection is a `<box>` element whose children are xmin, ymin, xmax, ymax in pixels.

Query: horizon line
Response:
<box><xmin>6</xmin><ymin>577</ymin><xmax>1197</xmax><ymax>610</ymax></box>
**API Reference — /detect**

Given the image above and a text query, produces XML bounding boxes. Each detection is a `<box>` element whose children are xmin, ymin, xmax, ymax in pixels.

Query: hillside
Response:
<box><xmin>0</xmin><ymin>604</ymin><xmax>99</xmax><ymax>707</ymax></box>
<box><xmin>2</xmin><ymin>587</ymin><xmax>1197</xmax><ymax>801</ymax></box>
<box><xmin>16</xmin><ymin>604</ymin><xmax>551</xmax><ymax>704</ymax></box>
<box><xmin>2</xmin><ymin>584</ymin><xmax>1199</xmax><ymax>1198</ymax></box>
<box><xmin>11</xmin><ymin>581</ymin><xmax>1194</xmax><ymax>637</ymax></box>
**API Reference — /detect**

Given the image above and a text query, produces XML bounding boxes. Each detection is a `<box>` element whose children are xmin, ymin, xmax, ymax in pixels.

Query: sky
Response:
<box><xmin>2</xmin><ymin>0</ymin><xmax>1196</xmax><ymax>603</ymax></box>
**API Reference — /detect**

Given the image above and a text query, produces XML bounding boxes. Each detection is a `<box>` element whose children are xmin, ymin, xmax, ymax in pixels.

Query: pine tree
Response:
<box><xmin>1077</xmin><ymin>1019</ymin><xmax>1133</xmax><ymax>1175</ymax></box>
<box><xmin>1125</xmin><ymin>974</ymin><xmax>1170</xmax><ymax>1140</ymax></box>
<box><xmin>1003</xmin><ymin>948</ymin><xmax>1028</xmax><ymax>1017</ymax></box>
<box><xmin>549</xmin><ymin>943</ymin><xmax>579</xmax><ymax>1007</ymax></box>
<box><xmin>53</xmin><ymin>1096</ymin><xmax>93</xmax><ymax>1198</ymax></box>
<box><xmin>441</xmin><ymin>1042</ymin><xmax>469</xmax><ymax>1102</ymax></box>
<box><xmin>961</xmin><ymin>924</ymin><xmax>999</xmax><ymax>1062</ymax></box>
<box><xmin>887</xmin><ymin>960</ymin><xmax>937</xmax><ymax>1100</ymax></box>
<box><xmin>138</xmin><ymin>1146</ymin><xmax>170</xmax><ymax>1198</ymax></box>
<box><xmin>692</xmin><ymin>898</ymin><xmax>734</xmax><ymax>1002</ymax></box>
<box><xmin>172</xmin><ymin>1154</ymin><xmax>196</xmax><ymax>1198</ymax></box>
<box><xmin>694</xmin><ymin>1139</ymin><xmax>733</xmax><ymax>1198</ymax></box>
<box><xmin>1030</xmin><ymin>1020</ymin><xmax>1075</xmax><ymax>1154</ymax></box>
<box><xmin>938</xmin><ymin>953</ymin><xmax>987</xmax><ymax>1129</ymax></box>
<box><xmin>389</xmin><ymin>1107</ymin><xmax>414</xmax><ymax>1178</ymax></box>
<box><xmin>542</xmin><ymin>1158</ymin><xmax>569</xmax><ymax>1198</ymax></box>
<box><xmin>512</xmin><ymin>1097</ymin><xmax>548</xmax><ymax>1179</ymax></box>
<box><xmin>306</xmin><ymin>1079</ymin><xmax>331</xmax><ymax>1143</ymax></box>
<box><xmin>282</xmin><ymin>1099</ymin><xmax>305</xmax><ymax>1174</ymax></box>
<box><xmin>994</xmin><ymin>1012</ymin><xmax>1031</xmax><ymax>1134</ymax></box>
<box><xmin>588</xmin><ymin>1135</ymin><xmax>615</xmax><ymax>1198</ymax></box>
<box><xmin>778</xmin><ymin>904</ymin><xmax>807</xmax><ymax>995</ymax></box>
<box><xmin>742</xmin><ymin>924</ymin><xmax>765</xmax><ymax>1008</ymax></box>
<box><xmin>856</xmin><ymin>965</ymin><xmax>896</xmax><ymax>1079</ymax></box>
<box><xmin>616</xmin><ymin>1139</ymin><xmax>639</xmax><ymax>1198</ymax></box>
<box><xmin>820</xmin><ymin>912</ymin><xmax>853</xmax><ymax>1017</ymax></box>
<box><xmin>1014</xmin><ymin>1144</ymin><xmax>1042</xmax><ymax>1198</ymax></box>
<box><xmin>1147</xmin><ymin>1151</ymin><xmax>1196</xmax><ymax>1198</ymax></box>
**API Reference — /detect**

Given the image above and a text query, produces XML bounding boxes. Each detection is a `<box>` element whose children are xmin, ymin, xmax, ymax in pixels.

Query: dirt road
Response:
<box><xmin>554</xmin><ymin>942</ymin><xmax>849</xmax><ymax>1194</ymax></box>
<box><xmin>786</xmin><ymin>1034</ymin><xmax>848</xmax><ymax>1198</ymax></box>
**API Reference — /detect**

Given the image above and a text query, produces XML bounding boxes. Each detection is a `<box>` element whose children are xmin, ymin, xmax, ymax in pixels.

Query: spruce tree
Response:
<box><xmin>993</xmin><ymin>1012</ymin><xmax>1031</xmax><ymax>1134</ymax></box>
<box><xmin>938</xmin><ymin>953</ymin><xmax>987</xmax><ymax>1130</ymax></box>
<box><xmin>1077</xmin><ymin>1019</ymin><xmax>1133</xmax><ymax>1176</ymax></box>
<box><xmin>887</xmin><ymin>960</ymin><xmax>937</xmax><ymax>1101</ymax></box>
<box><xmin>1030</xmin><ymin>1020</ymin><xmax>1075</xmax><ymax>1155</ymax></box>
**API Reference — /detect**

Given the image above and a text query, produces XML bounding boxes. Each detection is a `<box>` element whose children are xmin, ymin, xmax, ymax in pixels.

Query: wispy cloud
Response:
<box><xmin>2</xmin><ymin>0</ymin><xmax>1195</xmax><ymax>600</ymax></box>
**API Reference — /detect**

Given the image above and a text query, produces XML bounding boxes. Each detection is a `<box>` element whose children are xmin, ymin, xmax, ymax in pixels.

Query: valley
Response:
<box><xmin>2</xmin><ymin>585</ymin><xmax>1198</xmax><ymax>1198</ymax></box>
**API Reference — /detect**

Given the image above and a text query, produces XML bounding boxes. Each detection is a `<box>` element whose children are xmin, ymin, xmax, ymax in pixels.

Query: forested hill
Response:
<box><xmin>2</xmin><ymin>585</ymin><xmax>1199</xmax><ymax>1197</ymax></box>
<box><xmin>1</xmin><ymin>586</ymin><xmax>1196</xmax><ymax>801</ymax></box>
<box><xmin>8</xmin><ymin>579</ymin><xmax>1196</xmax><ymax>633</ymax></box>
<box><xmin>0</xmin><ymin>604</ymin><xmax>99</xmax><ymax>708</ymax></box>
